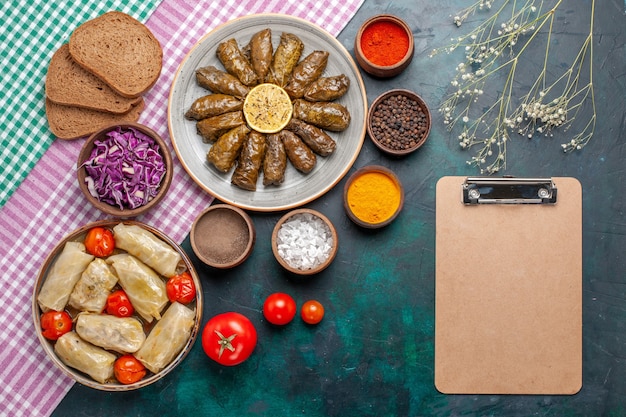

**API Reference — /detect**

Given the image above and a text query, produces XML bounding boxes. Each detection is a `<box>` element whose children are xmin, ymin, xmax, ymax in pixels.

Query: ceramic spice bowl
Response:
<box><xmin>77</xmin><ymin>122</ymin><xmax>173</xmax><ymax>218</ymax></box>
<box><xmin>367</xmin><ymin>89</ymin><xmax>431</xmax><ymax>156</ymax></box>
<box><xmin>343</xmin><ymin>165</ymin><xmax>404</xmax><ymax>228</ymax></box>
<box><xmin>271</xmin><ymin>208</ymin><xmax>338</xmax><ymax>276</ymax></box>
<box><xmin>190</xmin><ymin>204</ymin><xmax>256</xmax><ymax>269</ymax></box>
<box><xmin>354</xmin><ymin>14</ymin><xmax>414</xmax><ymax>78</ymax></box>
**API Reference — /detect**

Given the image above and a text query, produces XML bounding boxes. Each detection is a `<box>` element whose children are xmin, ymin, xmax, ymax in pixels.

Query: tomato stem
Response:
<box><xmin>214</xmin><ymin>330</ymin><xmax>237</xmax><ymax>358</ymax></box>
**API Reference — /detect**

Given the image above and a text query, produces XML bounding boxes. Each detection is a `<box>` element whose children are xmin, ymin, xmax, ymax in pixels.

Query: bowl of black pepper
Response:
<box><xmin>367</xmin><ymin>89</ymin><xmax>431</xmax><ymax>156</ymax></box>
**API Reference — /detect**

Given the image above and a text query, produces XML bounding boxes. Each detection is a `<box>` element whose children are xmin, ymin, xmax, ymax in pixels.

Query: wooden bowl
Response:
<box><xmin>354</xmin><ymin>14</ymin><xmax>414</xmax><ymax>78</ymax></box>
<box><xmin>77</xmin><ymin>122</ymin><xmax>173</xmax><ymax>218</ymax></box>
<box><xmin>367</xmin><ymin>89</ymin><xmax>431</xmax><ymax>156</ymax></box>
<box><xmin>32</xmin><ymin>219</ymin><xmax>203</xmax><ymax>391</ymax></box>
<box><xmin>343</xmin><ymin>165</ymin><xmax>404</xmax><ymax>228</ymax></box>
<box><xmin>271</xmin><ymin>208</ymin><xmax>338</xmax><ymax>275</ymax></box>
<box><xmin>190</xmin><ymin>204</ymin><xmax>256</xmax><ymax>269</ymax></box>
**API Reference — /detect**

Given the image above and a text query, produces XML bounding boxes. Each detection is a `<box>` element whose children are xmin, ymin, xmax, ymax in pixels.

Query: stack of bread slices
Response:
<box><xmin>45</xmin><ymin>11</ymin><xmax>163</xmax><ymax>140</ymax></box>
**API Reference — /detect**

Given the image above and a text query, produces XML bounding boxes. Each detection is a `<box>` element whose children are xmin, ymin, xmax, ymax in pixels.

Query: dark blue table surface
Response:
<box><xmin>53</xmin><ymin>1</ymin><xmax>626</xmax><ymax>416</ymax></box>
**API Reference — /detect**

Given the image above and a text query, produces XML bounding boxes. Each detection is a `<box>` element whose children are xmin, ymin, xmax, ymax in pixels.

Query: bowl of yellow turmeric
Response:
<box><xmin>343</xmin><ymin>165</ymin><xmax>404</xmax><ymax>228</ymax></box>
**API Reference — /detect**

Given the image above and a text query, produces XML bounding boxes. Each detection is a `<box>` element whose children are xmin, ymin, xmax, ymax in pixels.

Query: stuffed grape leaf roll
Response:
<box><xmin>263</xmin><ymin>133</ymin><xmax>287</xmax><ymax>186</ymax></box>
<box><xmin>303</xmin><ymin>74</ymin><xmax>350</xmax><ymax>102</ymax></box>
<box><xmin>244</xmin><ymin>28</ymin><xmax>273</xmax><ymax>82</ymax></box>
<box><xmin>292</xmin><ymin>99</ymin><xmax>351</xmax><ymax>132</ymax></box>
<box><xmin>184</xmin><ymin>93</ymin><xmax>243</xmax><ymax>121</ymax></box>
<box><xmin>285</xmin><ymin>118</ymin><xmax>336</xmax><ymax>156</ymax></box>
<box><xmin>266</xmin><ymin>32</ymin><xmax>304</xmax><ymax>87</ymax></box>
<box><xmin>284</xmin><ymin>50</ymin><xmax>329</xmax><ymax>99</ymax></box>
<box><xmin>280</xmin><ymin>130</ymin><xmax>316</xmax><ymax>174</ymax></box>
<box><xmin>217</xmin><ymin>38</ymin><xmax>258</xmax><ymax>87</ymax></box>
<box><xmin>196</xmin><ymin>111</ymin><xmax>245</xmax><ymax>143</ymax></box>
<box><xmin>231</xmin><ymin>131</ymin><xmax>267</xmax><ymax>191</ymax></box>
<box><xmin>195</xmin><ymin>66</ymin><xmax>250</xmax><ymax>99</ymax></box>
<box><xmin>207</xmin><ymin>125</ymin><xmax>251</xmax><ymax>173</ymax></box>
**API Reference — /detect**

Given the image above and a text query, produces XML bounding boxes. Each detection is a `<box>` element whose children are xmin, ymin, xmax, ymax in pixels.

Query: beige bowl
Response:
<box><xmin>343</xmin><ymin>165</ymin><xmax>404</xmax><ymax>228</ymax></box>
<box><xmin>32</xmin><ymin>219</ymin><xmax>202</xmax><ymax>391</ymax></box>
<box><xmin>367</xmin><ymin>89</ymin><xmax>431</xmax><ymax>156</ymax></box>
<box><xmin>271</xmin><ymin>208</ymin><xmax>338</xmax><ymax>275</ymax></box>
<box><xmin>77</xmin><ymin>122</ymin><xmax>173</xmax><ymax>218</ymax></box>
<box><xmin>354</xmin><ymin>14</ymin><xmax>414</xmax><ymax>78</ymax></box>
<box><xmin>190</xmin><ymin>204</ymin><xmax>256</xmax><ymax>269</ymax></box>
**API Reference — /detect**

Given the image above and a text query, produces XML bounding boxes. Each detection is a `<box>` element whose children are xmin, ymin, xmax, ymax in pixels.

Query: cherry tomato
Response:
<box><xmin>202</xmin><ymin>312</ymin><xmax>257</xmax><ymax>366</ymax></box>
<box><xmin>84</xmin><ymin>227</ymin><xmax>115</xmax><ymax>257</ymax></box>
<box><xmin>166</xmin><ymin>272</ymin><xmax>196</xmax><ymax>304</ymax></box>
<box><xmin>106</xmin><ymin>290</ymin><xmax>134</xmax><ymax>317</ymax></box>
<box><xmin>41</xmin><ymin>310</ymin><xmax>72</xmax><ymax>340</ymax></box>
<box><xmin>114</xmin><ymin>354</ymin><xmax>146</xmax><ymax>384</ymax></box>
<box><xmin>263</xmin><ymin>292</ymin><xmax>296</xmax><ymax>326</ymax></box>
<box><xmin>301</xmin><ymin>300</ymin><xmax>325</xmax><ymax>325</ymax></box>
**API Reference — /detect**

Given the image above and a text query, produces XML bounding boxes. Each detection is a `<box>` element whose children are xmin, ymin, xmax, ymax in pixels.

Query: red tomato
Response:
<box><xmin>114</xmin><ymin>354</ymin><xmax>146</xmax><ymax>384</ymax></box>
<box><xmin>202</xmin><ymin>312</ymin><xmax>257</xmax><ymax>366</ymax></box>
<box><xmin>84</xmin><ymin>227</ymin><xmax>115</xmax><ymax>257</ymax></box>
<box><xmin>301</xmin><ymin>300</ymin><xmax>325</xmax><ymax>325</ymax></box>
<box><xmin>263</xmin><ymin>292</ymin><xmax>296</xmax><ymax>326</ymax></box>
<box><xmin>106</xmin><ymin>290</ymin><xmax>134</xmax><ymax>317</ymax></box>
<box><xmin>166</xmin><ymin>272</ymin><xmax>196</xmax><ymax>304</ymax></box>
<box><xmin>41</xmin><ymin>310</ymin><xmax>72</xmax><ymax>340</ymax></box>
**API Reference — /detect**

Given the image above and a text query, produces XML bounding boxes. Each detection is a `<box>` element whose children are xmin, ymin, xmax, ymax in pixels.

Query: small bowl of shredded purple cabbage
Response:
<box><xmin>77</xmin><ymin>123</ymin><xmax>173</xmax><ymax>217</ymax></box>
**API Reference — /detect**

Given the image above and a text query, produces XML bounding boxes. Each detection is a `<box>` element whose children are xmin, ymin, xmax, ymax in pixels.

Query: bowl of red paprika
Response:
<box><xmin>354</xmin><ymin>14</ymin><xmax>414</xmax><ymax>78</ymax></box>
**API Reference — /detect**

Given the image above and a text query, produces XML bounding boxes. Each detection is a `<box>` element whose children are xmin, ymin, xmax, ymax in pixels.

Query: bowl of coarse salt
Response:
<box><xmin>271</xmin><ymin>208</ymin><xmax>338</xmax><ymax>276</ymax></box>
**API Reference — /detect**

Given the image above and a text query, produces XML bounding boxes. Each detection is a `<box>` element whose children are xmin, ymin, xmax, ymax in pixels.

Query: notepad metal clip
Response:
<box><xmin>463</xmin><ymin>177</ymin><xmax>557</xmax><ymax>204</ymax></box>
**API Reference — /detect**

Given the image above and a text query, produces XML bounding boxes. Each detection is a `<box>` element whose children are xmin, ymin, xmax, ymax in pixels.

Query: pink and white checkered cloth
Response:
<box><xmin>0</xmin><ymin>0</ymin><xmax>363</xmax><ymax>415</ymax></box>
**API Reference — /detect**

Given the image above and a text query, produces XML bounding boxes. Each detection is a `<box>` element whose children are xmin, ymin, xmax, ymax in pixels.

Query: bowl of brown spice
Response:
<box><xmin>367</xmin><ymin>89</ymin><xmax>431</xmax><ymax>156</ymax></box>
<box><xmin>190</xmin><ymin>204</ymin><xmax>256</xmax><ymax>269</ymax></box>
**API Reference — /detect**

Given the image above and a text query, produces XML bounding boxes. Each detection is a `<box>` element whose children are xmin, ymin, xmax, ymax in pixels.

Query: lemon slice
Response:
<box><xmin>243</xmin><ymin>83</ymin><xmax>293</xmax><ymax>133</ymax></box>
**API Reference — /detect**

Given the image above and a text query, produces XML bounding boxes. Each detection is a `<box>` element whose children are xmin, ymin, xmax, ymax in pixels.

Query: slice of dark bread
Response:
<box><xmin>45</xmin><ymin>98</ymin><xmax>144</xmax><ymax>140</ymax></box>
<box><xmin>46</xmin><ymin>44</ymin><xmax>142</xmax><ymax>114</ymax></box>
<box><xmin>68</xmin><ymin>11</ymin><xmax>162</xmax><ymax>98</ymax></box>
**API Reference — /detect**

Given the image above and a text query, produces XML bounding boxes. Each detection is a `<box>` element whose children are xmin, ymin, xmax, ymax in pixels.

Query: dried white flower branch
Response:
<box><xmin>430</xmin><ymin>0</ymin><xmax>596</xmax><ymax>174</ymax></box>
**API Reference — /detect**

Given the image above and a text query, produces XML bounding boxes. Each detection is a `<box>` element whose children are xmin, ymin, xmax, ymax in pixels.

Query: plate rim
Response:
<box><xmin>167</xmin><ymin>13</ymin><xmax>367</xmax><ymax>212</ymax></box>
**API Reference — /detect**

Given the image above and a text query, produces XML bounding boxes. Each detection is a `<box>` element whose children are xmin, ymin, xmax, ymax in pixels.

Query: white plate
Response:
<box><xmin>168</xmin><ymin>14</ymin><xmax>367</xmax><ymax>212</ymax></box>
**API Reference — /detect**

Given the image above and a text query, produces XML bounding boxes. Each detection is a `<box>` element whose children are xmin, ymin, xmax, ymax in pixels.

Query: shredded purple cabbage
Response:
<box><xmin>82</xmin><ymin>127</ymin><xmax>166</xmax><ymax>210</ymax></box>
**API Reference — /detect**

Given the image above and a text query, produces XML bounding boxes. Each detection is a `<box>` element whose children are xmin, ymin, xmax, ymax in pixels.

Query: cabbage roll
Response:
<box><xmin>304</xmin><ymin>74</ymin><xmax>350</xmax><ymax>102</ymax></box>
<box><xmin>55</xmin><ymin>331</ymin><xmax>116</xmax><ymax>384</ymax></box>
<box><xmin>280</xmin><ymin>130</ymin><xmax>316</xmax><ymax>174</ymax></box>
<box><xmin>292</xmin><ymin>99</ymin><xmax>351</xmax><ymax>132</ymax></box>
<box><xmin>135</xmin><ymin>302</ymin><xmax>195</xmax><ymax>374</ymax></box>
<box><xmin>196</xmin><ymin>66</ymin><xmax>250</xmax><ymax>99</ymax></box>
<box><xmin>76</xmin><ymin>313</ymin><xmax>146</xmax><ymax>353</ymax></box>
<box><xmin>263</xmin><ymin>133</ymin><xmax>287</xmax><ymax>186</ymax></box>
<box><xmin>266</xmin><ymin>32</ymin><xmax>304</xmax><ymax>86</ymax></box>
<box><xmin>113</xmin><ymin>223</ymin><xmax>182</xmax><ymax>278</ymax></box>
<box><xmin>231</xmin><ymin>130</ymin><xmax>266</xmax><ymax>191</ymax></box>
<box><xmin>284</xmin><ymin>50</ymin><xmax>329</xmax><ymax>99</ymax></box>
<box><xmin>217</xmin><ymin>38</ymin><xmax>258</xmax><ymax>87</ymax></box>
<box><xmin>68</xmin><ymin>258</ymin><xmax>118</xmax><ymax>313</ymax></box>
<box><xmin>207</xmin><ymin>124</ymin><xmax>250</xmax><ymax>173</ymax></box>
<box><xmin>285</xmin><ymin>118</ymin><xmax>336</xmax><ymax>156</ymax></box>
<box><xmin>196</xmin><ymin>111</ymin><xmax>245</xmax><ymax>143</ymax></box>
<box><xmin>244</xmin><ymin>28</ymin><xmax>273</xmax><ymax>81</ymax></box>
<box><xmin>184</xmin><ymin>94</ymin><xmax>243</xmax><ymax>121</ymax></box>
<box><xmin>38</xmin><ymin>241</ymin><xmax>94</xmax><ymax>312</ymax></box>
<box><xmin>107</xmin><ymin>253</ymin><xmax>168</xmax><ymax>323</ymax></box>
